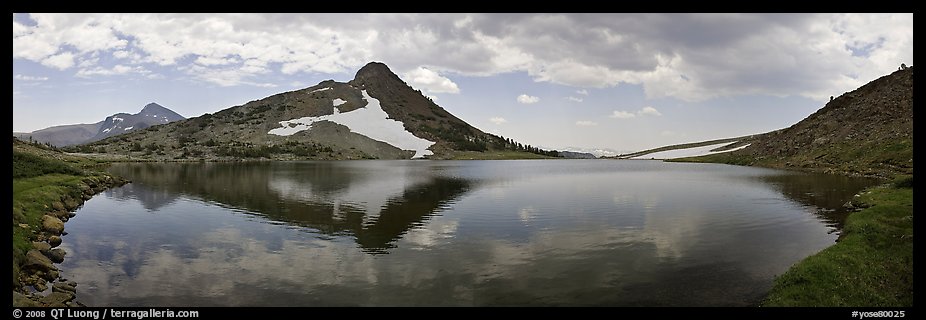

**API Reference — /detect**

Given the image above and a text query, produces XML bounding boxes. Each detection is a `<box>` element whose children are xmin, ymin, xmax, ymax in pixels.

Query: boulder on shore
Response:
<box><xmin>45</xmin><ymin>248</ymin><xmax>66</xmax><ymax>264</ymax></box>
<box><xmin>48</xmin><ymin>236</ymin><xmax>62</xmax><ymax>248</ymax></box>
<box><xmin>42</xmin><ymin>215</ymin><xmax>65</xmax><ymax>235</ymax></box>
<box><xmin>24</xmin><ymin>250</ymin><xmax>56</xmax><ymax>273</ymax></box>
<box><xmin>32</xmin><ymin>241</ymin><xmax>51</xmax><ymax>253</ymax></box>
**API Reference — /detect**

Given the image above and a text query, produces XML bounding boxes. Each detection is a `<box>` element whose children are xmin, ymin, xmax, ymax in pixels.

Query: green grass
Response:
<box><xmin>666</xmin><ymin>152</ymin><xmax>756</xmax><ymax>166</ymax></box>
<box><xmin>12</xmin><ymin>174</ymin><xmax>90</xmax><ymax>288</ymax></box>
<box><xmin>11</xmin><ymin>139</ymin><xmax>121</xmax><ymax>289</ymax></box>
<box><xmin>670</xmin><ymin>139</ymin><xmax>913</xmax><ymax>178</ymax></box>
<box><xmin>446</xmin><ymin>150</ymin><xmax>558</xmax><ymax>160</ymax></box>
<box><xmin>763</xmin><ymin>179</ymin><xmax>913</xmax><ymax>306</ymax></box>
<box><xmin>13</xmin><ymin>151</ymin><xmax>84</xmax><ymax>179</ymax></box>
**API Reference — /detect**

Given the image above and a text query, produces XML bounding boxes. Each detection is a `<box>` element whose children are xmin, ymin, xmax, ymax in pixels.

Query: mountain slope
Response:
<box><xmin>14</xmin><ymin>123</ymin><xmax>102</xmax><ymax>147</ymax></box>
<box><xmin>82</xmin><ymin>62</ymin><xmax>557</xmax><ymax>160</ymax></box>
<box><xmin>14</xmin><ymin>103</ymin><xmax>184</xmax><ymax>147</ymax></box>
<box><xmin>674</xmin><ymin>66</ymin><xmax>913</xmax><ymax>178</ymax></box>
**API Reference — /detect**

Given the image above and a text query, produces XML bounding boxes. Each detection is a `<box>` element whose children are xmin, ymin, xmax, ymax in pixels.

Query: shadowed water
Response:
<box><xmin>58</xmin><ymin>160</ymin><xmax>877</xmax><ymax>306</ymax></box>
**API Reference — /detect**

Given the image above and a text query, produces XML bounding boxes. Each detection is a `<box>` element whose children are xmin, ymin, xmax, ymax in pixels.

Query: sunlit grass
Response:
<box><xmin>763</xmin><ymin>177</ymin><xmax>913</xmax><ymax>306</ymax></box>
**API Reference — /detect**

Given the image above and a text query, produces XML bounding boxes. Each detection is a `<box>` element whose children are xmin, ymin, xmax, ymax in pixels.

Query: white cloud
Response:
<box><xmin>180</xmin><ymin>64</ymin><xmax>275</xmax><ymax>87</ymax></box>
<box><xmin>13</xmin><ymin>74</ymin><xmax>48</xmax><ymax>81</ymax></box>
<box><xmin>10</xmin><ymin>13</ymin><xmax>912</xmax><ymax>100</ymax></box>
<box><xmin>638</xmin><ymin>106</ymin><xmax>662</xmax><ymax>116</ymax></box>
<box><xmin>194</xmin><ymin>56</ymin><xmax>239</xmax><ymax>66</ymax></box>
<box><xmin>609</xmin><ymin>111</ymin><xmax>636</xmax><ymax>119</ymax></box>
<box><xmin>610</xmin><ymin>106</ymin><xmax>662</xmax><ymax>119</ymax></box>
<box><xmin>575</xmin><ymin>120</ymin><xmax>598</xmax><ymax>126</ymax></box>
<box><xmin>517</xmin><ymin>94</ymin><xmax>540</xmax><ymax>104</ymax></box>
<box><xmin>566</xmin><ymin>96</ymin><xmax>583</xmax><ymax>103</ymax></box>
<box><xmin>112</xmin><ymin>50</ymin><xmax>131</xmax><ymax>59</ymax></box>
<box><xmin>41</xmin><ymin>52</ymin><xmax>75</xmax><ymax>70</ymax></box>
<box><xmin>576</xmin><ymin>89</ymin><xmax>589</xmax><ymax>95</ymax></box>
<box><xmin>76</xmin><ymin>64</ymin><xmax>150</xmax><ymax>78</ymax></box>
<box><xmin>402</xmin><ymin>67</ymin><xmax>460</xmax><ymax>94</ymax></box>
<box><xmin>489</xmin><ymin>117</ymin><xmax>508</xmax><ymax>125</ymax></box>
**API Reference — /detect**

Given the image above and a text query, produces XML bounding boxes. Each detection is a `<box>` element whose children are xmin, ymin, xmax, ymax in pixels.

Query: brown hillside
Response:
<box><xmin>686</xmin><ymin>66</ymin><xmax>913</xmax><ymax>178</ymax></box>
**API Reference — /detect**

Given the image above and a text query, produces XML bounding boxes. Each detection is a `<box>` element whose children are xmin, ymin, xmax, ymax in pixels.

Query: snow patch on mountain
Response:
<box><xmin>630</xmin><ymin>142</ymin><xmax>750</xmax><ymax>159</ymax></box>
<box><xmin>333</xmin><ymin>98</ymin><xmax>347</xmax><ymax>107</ymax></box>
<box><xmin>269</xmin><ymin>90</ymin><xmax>435</xmax><ymax>158</ymax></box>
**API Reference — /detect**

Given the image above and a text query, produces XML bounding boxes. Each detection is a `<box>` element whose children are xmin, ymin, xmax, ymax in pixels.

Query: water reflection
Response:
<box><xmin>755</xmin><ymin>173</ymin><xmax>879</xmax><ymax>230</ymax></box>
<box><xmin>107</xmin><ymin>162</ymin><xmax>472</xmax><ymax>253</ymax></box>
<box><xmin>57</xmin><ymin>160</ymin><xmax>877</xmax><ymax>306</ymax></box>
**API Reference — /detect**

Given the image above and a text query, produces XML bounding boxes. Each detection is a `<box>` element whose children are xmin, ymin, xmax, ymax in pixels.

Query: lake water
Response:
<box><xmin>58</xmin><ymin>160</ymin><xmax>876</xmax><ymax>306</ymax></box>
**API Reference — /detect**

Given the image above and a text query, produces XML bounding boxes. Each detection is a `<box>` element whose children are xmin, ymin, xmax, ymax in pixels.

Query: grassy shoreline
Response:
<box><xmin>12</xmin><ymin>139</ymin><xmax>128</xmax><ymax>306</ymax></box>
<box><xmin>762</xmin><ymin>177</ymin><xmax>913</xmax><ymax>306</ymax></box>
<box><xmin>671</xmin><ymin>149</ymin><xmax>913</xmax><ymax>306</ymax></box>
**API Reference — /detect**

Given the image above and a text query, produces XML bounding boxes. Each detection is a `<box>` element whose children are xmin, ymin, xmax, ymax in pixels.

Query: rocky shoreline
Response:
<box><xmin>13</xmin><ymin>174</ymin><xmax>129</xmax><ymax>307</ymax></box>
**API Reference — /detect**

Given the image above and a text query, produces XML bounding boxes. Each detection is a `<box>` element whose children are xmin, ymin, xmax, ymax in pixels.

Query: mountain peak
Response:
<box><xmin>141</xmin><ymin>102</ymin><xmax>166</xmax><ymax>113</ymax></box>
<box><xmin>355</xmin><ymin>61</ymin><xmax>392</xmax><ymax>76</ymax></box>
<box><xmin>352</xmin><ymin>61</ymin><xmax>404</xmax><ymax>88</ymax></box>
<box><xmin>138</xmin><ymin>103</ymin><xmax>184</xmax><ymax>120</ymax></box>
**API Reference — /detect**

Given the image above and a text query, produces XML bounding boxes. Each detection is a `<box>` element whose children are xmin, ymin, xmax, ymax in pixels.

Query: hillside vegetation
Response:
<box><xmin>673</xmin><ymin>67</ymin><xmax>913</xmax><ymax>179</ymax></box>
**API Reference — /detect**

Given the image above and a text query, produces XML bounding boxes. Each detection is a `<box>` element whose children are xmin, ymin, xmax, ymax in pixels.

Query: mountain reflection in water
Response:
<box><xmin>58</xmin><ymin>160</ymin><xmax>877</xmax><ymax>306</ymax></box>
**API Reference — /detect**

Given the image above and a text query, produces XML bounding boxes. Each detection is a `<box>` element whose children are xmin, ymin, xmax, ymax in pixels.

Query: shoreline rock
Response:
<box><xmin>12</xmin><ymin>174</ymin><xmax>129</xmax><ymax>307</ymax></box>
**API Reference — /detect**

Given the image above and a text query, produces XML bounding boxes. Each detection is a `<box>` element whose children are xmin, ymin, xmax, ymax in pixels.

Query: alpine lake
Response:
<box><xmin>58</xmin><ymin>160</ymin><xmax>877</xmax><ymax>306</ymax></box>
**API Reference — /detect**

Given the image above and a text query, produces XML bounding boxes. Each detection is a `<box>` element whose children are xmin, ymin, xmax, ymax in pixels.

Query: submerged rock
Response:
<box><xmin>41</xmin><ymin>291</ymin><xmax>75</xmax><ymax>307</ymax></box>
<box><xmin>52</xmin><ymin>282</ymin><xmax>77</xmax><ymax>294</ymax></box>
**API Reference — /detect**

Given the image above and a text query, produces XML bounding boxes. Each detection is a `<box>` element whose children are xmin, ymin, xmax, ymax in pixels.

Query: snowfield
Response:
<box><xmin>268</xmin><ymin>90</ymin><xmax>435</xmax><ymax>158</ymax></box>
<box><xmin>310</xmin><ymin>87</ymin><xmax>331</xmax><ymax>93</ymax></box>
<box><xmin>333</xmin><ymin>98</ymin><xmax>347</xmax><ymax>107</ymax></box>
<box><xmin>268</xmin><ymin>164</ymin><xmax>431</xmax><ymax>221</ymax></box>
<box><xmin>630</xmin><ymin>142</ymin><xmax>751</xmax><ymax>159</ymax></box>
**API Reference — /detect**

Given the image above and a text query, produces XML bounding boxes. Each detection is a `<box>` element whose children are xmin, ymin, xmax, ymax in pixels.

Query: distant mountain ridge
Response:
<box><xmin>81</xmin><ymin>62</ymin><xmax>558</xmax><ymax>160</ymax></box>
<box><xmin>14</xmin><ymin>103</ymin><xmax>185</xmax><ymax>147</ymax></box>
<box><xmin>92</xmin><ymin>103</ymin><xmax>185</xmax><ymax>142</ymax></box>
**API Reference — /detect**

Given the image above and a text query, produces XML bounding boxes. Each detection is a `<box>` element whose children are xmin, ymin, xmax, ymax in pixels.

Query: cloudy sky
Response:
<box><xmin>13</xmin><ymin>13</ymin><xmax>913</xmax><ymax>153</ymax></box>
